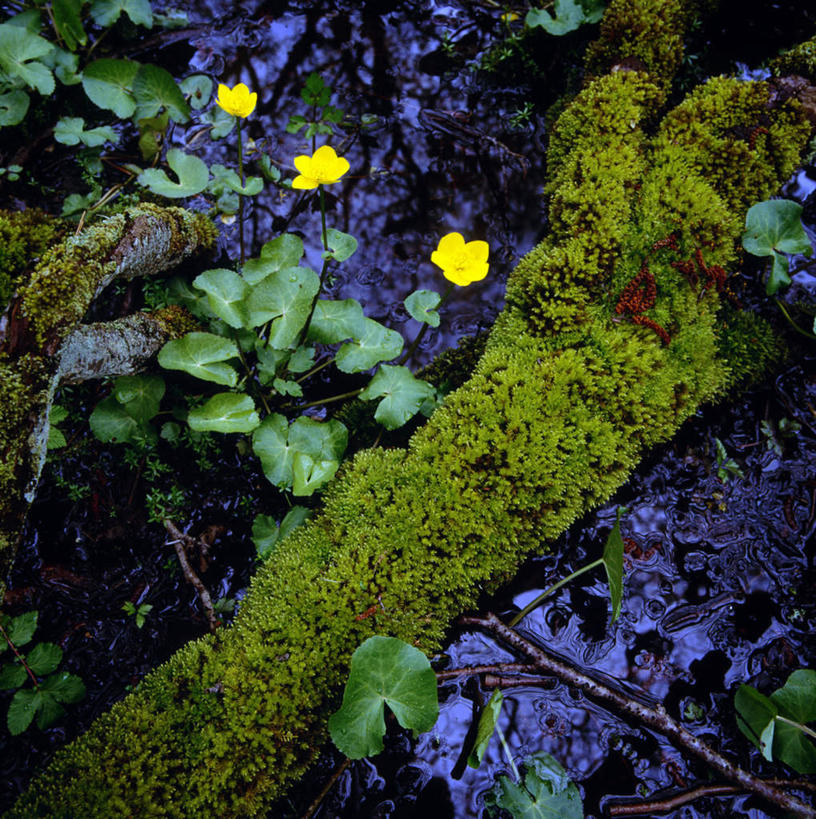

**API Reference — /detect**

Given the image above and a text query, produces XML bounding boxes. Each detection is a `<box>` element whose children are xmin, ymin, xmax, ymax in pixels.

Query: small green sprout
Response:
<box><xmin>122</xmin><ymin>602</ymin><xmax>153</xmax><ymax>629</ymax></box>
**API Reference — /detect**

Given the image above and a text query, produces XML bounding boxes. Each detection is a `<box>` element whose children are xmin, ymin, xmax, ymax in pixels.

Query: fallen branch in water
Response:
<box><xmin>163</xmin><ymin>520</ymin><xmax>218</xmax><ymax>633</ymax></box>
<box><xmin>458</xmin><ymin>612</ymin><xmax>816</xmax><ymax>819</ymax></box>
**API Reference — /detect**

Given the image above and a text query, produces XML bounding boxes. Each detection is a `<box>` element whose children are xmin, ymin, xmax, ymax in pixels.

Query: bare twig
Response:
<box><xmin>163</xmin><ymin>520</ymin><xmax>218</xmax><ymax>633</ymax></box>
<box><xmin>435</xmin><ymin>662</ymin><xmax>531</xmax><ymax>681</ymax></box>
<box><xmin>607</xmin><ymin>780</ymin><xmax>816</xmax><ymax>816</ymax></box>
<box><xmin>459</xmin><ymin>613</ymin><xmax>816</xmax><ymax>819</ymax></box>
<box><xmin>300</xmin><ymin>757</ymin><xmax>351</xmax><ymax>819</ymax></box>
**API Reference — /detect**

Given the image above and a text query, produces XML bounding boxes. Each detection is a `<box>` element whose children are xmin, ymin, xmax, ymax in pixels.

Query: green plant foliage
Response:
<box><xmin>742</xmin><ymin>199</ymin><xmax>813</xmax><ymax>295</ymax></box>
<box><xmin>81</xmin><ymin>59</ymin><xmax>140</xmax><ymax>118</ymax></box>
<box><xmin>323</xmin><ymin>228</ymin><xmax>357</xmax><ymax>262</ymax></box>
<box><xmin>138</xmin><ymin>148</ymin><xmax>210</xmax><ymax>198</ymax></box>
<box><xmin>245</xmin><ymin>267</ymin><xmax>320</xmax><ymax>345</ymax></box>
<box><xmin>603</xmin><ymin>506</ymin><xmax>625</xmax><ymax>622</ymax></box>
<box><xmin>714</xmin><ymin>437</ymin><xmax>743</xmax><ymax>482</ymax></box>
<box><xmin>187</xmin><ymin>393</ymin><xmax>260</xmax><ymax>434</ymax></box>
<box><xmin>193</xmin><ymin>269</ymin><xmax>249</xmax><ymax>329</ymax></box>
<box><xmin>209</xmin><ymin>164</ymin><xmax>263</xmax><ymax>198</ymax></box>
<box><xmin>115</xmin><ymin>374</ymin><xmax>165</xmax><ymax>420</ymax></box>
<box><xmin>54</xmin><ymin>116</ymin><xmax>118</xmax><ymax>148</ymax></box>
<box><xmin>132</xmin><ymin>64</ymin><xmax>190</xmax><ymax>123</ymax></box>
<box><xmin>735</xmin><ymin>669</ymin><xmax>816</xmax><ymax>773</ymax></box>
<box><xmin>486</xmin><ymin>751</ymin><xmax>583</xmax><ymax>818</ymax></box>
<box><xmin>405</xmin><ymin>289</ymin><xmax>441</xmax><ymax>327</ymax></box>
<box><xmin>158</xmin><ymin>332</ymin><xmax>240</xmax><ymax>386</ymax></box>
<box><xmin>46</xmin><ymin>405</ymin><xmax>69</xmax><ymax>450</ymax></box>
<box><xmin>526</xmin><ymin>0</ymin><xmax>603</xmax><ymax>35</ymax></box>
<box><xmin>89</xmin><ymin>375</ymin><xmax>164</xmax><ymax>445</ymax></box>
<box><xmin>89</xmin><ymin>0</ymin><xmax>153</xmax><ymax>28</ymax></box>
<box><xmin>252</xmin><ymin>506</ymin><xmax>311</xmax><ymax>560</ymax></box>
<box><xmin>335</xmin><ymin>318</ymin><xmax>404</xmax><ymax>373</ymax></box>
<box><xmin>180</xmin><ymin>75</ymin><xmax>212</xmax><ymax>110</ymax></box>
<box><xmin>307</xmin><ymin>299</ymin><xmax>367</xmax><ymax>343</ymax></box>
<box><xmin>467</xmin><ymin>689</ymin><xmax>503</xmax><ymax>769</ymax></box>
<box><xmin>52</xmin><ymin>0</ymin><xmax>87</xmax><ymax>51</ymax></box>
<box><xmin>0</xmin><ymin>89</ymin><xmax>29</xmax><ymax>126</ymax></box>
<box><xmin>359</xmin><ymin>365</ymin><xmax>436</xmax><ymax>430</ymax></box>
<box><xmin>122</xmin><ymin>601</ymin><xmax>153</xmax><ymax>628</ymax></box>
<box><xmin>0</xmin><ymin>18</ymin><xmax>55</xmax><ymax>97</ymax></box>
<box><xmin>328</xmin><ymin>636</ymin><xmax>439</xmax><ymax>759</ymax></box>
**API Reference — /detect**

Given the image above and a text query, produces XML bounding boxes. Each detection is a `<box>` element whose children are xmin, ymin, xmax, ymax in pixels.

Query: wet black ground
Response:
<box><xmin>2</xmin><ymin>1</ymin><xmax>816</xmax><ymax>816</ymax></box>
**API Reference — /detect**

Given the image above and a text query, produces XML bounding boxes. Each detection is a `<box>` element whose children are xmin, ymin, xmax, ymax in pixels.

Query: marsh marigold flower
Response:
<box><xmin>431</xmin><ymin>232</ymin><xmax>489</xmax><ymax>286</ymax></box>
<box><xmin>292</xmin><ymin>145</ymin><xmax>350</xmax><ymax>189</ymax></box>
<box><xmin>216</xmin><ymin>82</ymin><xmax>257</xmax><ymax>118</ymax></box>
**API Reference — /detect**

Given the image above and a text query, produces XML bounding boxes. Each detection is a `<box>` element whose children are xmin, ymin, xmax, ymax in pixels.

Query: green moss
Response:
<box><xmin>0</xmin><ymin>209</ymin><xmax>67</xmax><ymax>307</ymax></box>
<box><xmin>771</xmin><ymin>35</ymin><xmax>816</xmax><ymax>81</ymax></box>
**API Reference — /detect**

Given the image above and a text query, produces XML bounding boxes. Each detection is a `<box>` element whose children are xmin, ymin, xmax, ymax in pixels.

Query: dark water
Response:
<box><xmin>2</xmin><ymin>1</ymin><xmax>816</xmax><ymax>816</ymax></box>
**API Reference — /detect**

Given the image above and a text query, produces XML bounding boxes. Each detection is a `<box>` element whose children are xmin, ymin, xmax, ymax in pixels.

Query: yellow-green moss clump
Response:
<box><xmin>772</xmin><ymin>34</ymin><xmax>816</xmax><ymax>81</ymax></box>
<box><xmin>0</xmin><ymin>209</ymin><xmax>67</xmax><ymax>307</ymax></box>
<box><xmin>9</xmin><ymin>62</ymin><xmax>810</xmax><ymax>817</ymax></box>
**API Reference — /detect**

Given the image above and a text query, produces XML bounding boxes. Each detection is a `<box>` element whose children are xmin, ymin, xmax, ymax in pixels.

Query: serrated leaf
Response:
<box><xmin>329</xmin><ymin>636</ymin><xmax>439</xmax><ymax>759</ymax></box>
<box><xmin>488</xmin><ymin>751</ymin><xmax>583</xmax><ymax>819</ymax></box>
<box><xmin>25</xmin><ymin>643</ymin><xmax>62</xmax><ymax>676</ymax></box>
<box><xmin>7</xmin><ymin>688</ymin><xmax>38</xmax><ymax>735</ymax></box>
<box><xmin>187</xmin><ymin>393</ymin><xmax>260</xmax><ymax>434</ymax></box>
<box><xmin>0</xmin><ymin>22</ymin><xmax>55</xmax><ymax>96</ymax></box>
<box><xmin>404</xmin><ymin>289</ymin><xmax>441</xmax><ymax>327</ymax></box>
<box><xmin>0</xmin><ymin>662</ymin><xmax>27</xmax><ymax>689</ymax></box>
<box><xmin>132</xmin><ymin>64</ymin><xmax>190</xmax><ymax>123</ymax></box>
<box><xmin>245</xmin><ymin>266</ymin><xmax>320</xmax><ymax>346</ymax></box>
<box><xmin>82</xmin><ymin>59</ymin><xmax>140</xmax><ymax>118</ymax></box>
<box><xmin>306</xmin><ymin>299</ymin><xmax>367</xmax><ymax>343</ymax></box>
<box><xmin>272</xmin><ymin>378</ymin><xmax>302</xmax><ymax>397</ymax></box>
<box><xmin>46</xmin><ymin>426</ymin><xmax>67</xmax><ymax>450</ymax></box>
<box><xmin>89</xmin><ymin>0</ymin><xmax>152</xmax><ymax>27</ymax></box>
<box><xmin>54</xmin><ymin>116</ymin><xmax>118</xmax><ymax>148</ymax></box>
<box><xmin>7</xmin><ymin>611</ymin><xmax>37</xmax><ymax>647</ymax></box>
<box><xmin>287</xmin><ymin>345</ymin><xmax>315</xmax><ymax>373</ymax></box>
<box><xmin>324</xmin><ymin>228</ymin><xmax>357</xmax><ymax>262</ymax></box>
<box><xmin>138</xmin><ymin>148</ymin><xmax>209</xmax><ymax>198</ymax></box>
<box><xmin>35</xmin><ymin>692</ymin><xmax>65</xmax><ymax>730</ymax></box>
<box><xmin>52</xmin><ymin>0</ymin><xmax>86</xmax><ymax>51</ymax></box>
<box><xmin>0</xmin><ymin>89</ymin><xmax>29</xmax><ymax>127</ymax></box>
<box><xmin>602</xmin><ymin>506</ymin><xmax>625</xmax><ymax>622</ymax></box>
<box><xmin>180</xmin><ymin>75</ymin><xmax>212</xmax><ymax>109</ymax></box>
<box><xmin>112</xmin><ymin>374</ymin><xmax>164</xmax><ymax>422</ymax></box>
<box><xmin>158</xmin><ymin>332</ymin><xmax>239</xmax><ymax>386</ymax></box>
<box><xmin>40</xmin><ymin>670</ymin><xmax>86</xmax><ymax>703</ymax></box>
<box><xmin>193</xmin><ymin>268</ymin><xmax>250</xmax><ymax>329</ymax></box>
<box><xmin>467</xmin><ymin>689</ymin><xmax>503</xmax><ymax>769</ymax></box>
<box><xmin>359</xmin><ymin>364</ymin><xmax>435</xmax><ymax>430</ymax></box>
<box><xmin>526</xmin><ymin>0</ymin><xmax>586</xmax><ymax>35</ymax></box>
<box><xmin>335</xmin><ymin>318</ymin><xmax>404</xmax><ymax>373</ymax></box>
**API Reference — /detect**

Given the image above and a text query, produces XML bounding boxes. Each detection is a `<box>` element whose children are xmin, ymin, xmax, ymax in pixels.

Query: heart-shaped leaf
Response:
<box><xmin>526</xmin><ymin>0</ymin><xmax>586</xmax><ymax>35</ymax></box>
<box><xmin>138</xmin><ymin>148</ymin><xmax>209</xmax><ymax>199</ymax></box>
<box><xmin>251</xmin><ymin>413</ymin><xmax>293</xmax><ymax>488</ymax></box>
<box><xmin>89</xmin><ymin>0</ymin><xmax>152</xmax><ymax>27</ymax></box>
<box><xmin>158</xmin><ymin>332</ymin><xmax>239</xmax><ymax>386</ymax></box>
<box><xmin>306</xmin><ymin>298</ymin><xmax>367</xmax><ymax>343</ymax></box>
<box><xmin>54</xmin><ymin>116</ymin><xmax>118</xmax><ymax>148</ymax></box>
<box><xmin>335</xmin><ymin>318</ymin><xmax>404</xmax><ymax>373</ymax></box>
<box><xmin>132</xmin><ymin>64</ymin><xmax>190</xmax><ymax>123</ymax></box>
<box><xmin>187</xmin><ymin>393</ymin><xmax>260</xmax><ymax>434</ymax></box>
<box><xmin>0</xmin><ymin>89</ymin><xmax>29</xmax><ymax>127</ymax></box>
<box><xmin>180</xmin><ymin>75</ymin><xmax>212</xmax><ymax>110</ymax></box>
<box><xmin>329</xmin><ymin>636</ymin><xmax>439</xmax><ymax>759</ymax></box>
<box><xmin>252</xmin><ymin>506</ymin><xmax>311</xmax><ymax>560</ymax></box>
<box><xmin>82</xmin><ymin>59</ymin><xmax>140</xmax><ymax>118</ymax></box>
<box><xmin>292</xmin><ymin>453</ymin><xmax>340</xmax><ymax>496</ymax></box>
<box><xmin>0</xmin><ymin>22</ymin><xmax>55</xmax><ymax>96</ymax></box>
<box><xmin>89</xmin><ymin>396</ymin><xmax>150</xmax><ymax>445</ymax></box>
<box><xmin>113</xmin><ymin>374</ymin><xmax>164</xmax><ymax>422</ymax></box>
<box><xmin>245</xmin><ymin>266</ymin><xmax>320</xmax><ymax>346</ymax></box>
<box><xmin>404</xmin><ymin>289</ymin><xmax>441</xmax><ymax>327</ymax></box>
<box><xmin>323</xmin><ymin>228</ymin><xmax>358</xmax><ymax>262</ymax></box>
<box><xmin>359</xmin><ymin>364</ymin><xmax>435</xmax><ymax>430</ymax></box>
<box><xmin>209</xmin><ymin>164</ymin><xmax>263</xmax><ymax>196</ymax></box>
<box><xmin>193</xmin><ymin>268</ymin><xmax>250</xmax><ymax>329</ymax></box>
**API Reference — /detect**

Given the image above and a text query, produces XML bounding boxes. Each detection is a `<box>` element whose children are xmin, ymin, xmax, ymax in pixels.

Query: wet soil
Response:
<box><xmin>2</xmin><ymin>1</ymin><xmax>816</xmax><ymax>816</ymax></box>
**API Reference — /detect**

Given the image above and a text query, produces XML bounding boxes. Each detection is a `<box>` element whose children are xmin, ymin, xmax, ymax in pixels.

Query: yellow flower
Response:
<box><xmin>216</xmin><ymin>82</ymin><xmax>257</xmax><ymax>119</ymax></box>
<box><xmin>292</xmin><ymin>145</ymin><xmax>350</xmax><ymax>189</ymax></box>
<box><xmin>431</xmin><ymin>232</ymin><xmax>489</xmax><ymax>286</ymax></box>
<box><xmin>500</xmin><ymin>11</ymin><xmax>520</xmax><ymax>22</ymax></box>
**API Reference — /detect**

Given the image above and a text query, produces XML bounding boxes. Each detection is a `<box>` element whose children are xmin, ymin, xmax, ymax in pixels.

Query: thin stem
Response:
<box><xmin>775</xmin><ymin>299</ymin><xmax>816</xmax><ymax>340</ymax></box>
<box><xmin>295</xmin><ymin>388</ymin><xmax>362</xmax><ymax>410</ymax></box>
<box><xmin>777</xmin><ymin>715</ymin><xmax>816</xmax><ymax>741</ymax></box>
<box><xmin>398</xmin><ymin>282</ymin><xmax>456</xmax><ymax>365</ymax></box>
<box><xmin>296</xmin><ymin>357</ymin><xmax>333</xmax><ymax>384</ymax></box>
<box><xmin>0</xmin><ymin>620</ymin><xmax>40</xmax><ymax>689</ymax></box>
<box><xmin>237</xmin><ymin>118</ymin><xmax>246</xmax><ymax>266</ymax></box>
<box><xmin>508</xmin><ymin>558</ymin><xmax>604</xmax><ymax>627</ymax></box>
<box><xmin>495</xmin><ymin>723</ymin><xmax>522</xmax><ymax>783</ymax></box>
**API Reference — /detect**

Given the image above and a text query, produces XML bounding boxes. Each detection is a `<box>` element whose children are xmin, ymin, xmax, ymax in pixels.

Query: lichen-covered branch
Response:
<box><xmin>0</xmin><ymin>205</ymin><xmax>215</xmax><ymax>585</ymax></box>
<box><xmin>7</xmin><ymin>2</ymin><xmax>815</xmax><ymax>816</ymax></box>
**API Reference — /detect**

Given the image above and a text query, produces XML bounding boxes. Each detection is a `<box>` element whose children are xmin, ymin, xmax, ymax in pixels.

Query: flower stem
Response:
<box><xmin>398</xmin><ymin>281</ymin><xmax>456</xmax><ymax>365</ymax></box>
<box><xmin>237</xmin><ymin>118</ymin><xmax>246</xmax><ymax>266</ymax></box>
<box><xmin>295</xmin><ymin>388</ymin><xmax>363</xmax><ymax>410</ymax></box>
<box><xmin>294</xmin><ymin>185</ymin><xmax>331</xmax><ymax>352</ymax></box>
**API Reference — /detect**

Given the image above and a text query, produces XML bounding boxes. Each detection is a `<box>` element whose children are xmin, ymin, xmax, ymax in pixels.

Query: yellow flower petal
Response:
<box><xmin>292</xmin><ymin>174</ymin><xmax>318</xmax><ymax>190</ymax></box>
<box><xmin>466</xmin><ymin>240</ymin><xmax>489</xmax><ymax>264</ymax></box>
<box><xmin>431</xmin><ymin>232</ymin><xmax>490</xmax><ymax>286</ymax></box>
<box><xmin>293</xmin><ymin>155</ymin><xmax>313</xmax><ymax>175</ymax></box>
<box><xmin>291</xmin><ymin>145</ymin><xmax>350</xmax><ymax>187</ymax></box>
<box><xmin>216</xmin><ymin>81</ymin><xmax>257</xmax><ymax>118</ymax></box>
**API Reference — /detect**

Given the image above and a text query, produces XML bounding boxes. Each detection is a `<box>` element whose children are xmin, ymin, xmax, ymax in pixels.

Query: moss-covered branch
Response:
<box><xmin>7</xmin><ymin>2</ymin><xmax>814</xmax><ymax>816</ymax></box>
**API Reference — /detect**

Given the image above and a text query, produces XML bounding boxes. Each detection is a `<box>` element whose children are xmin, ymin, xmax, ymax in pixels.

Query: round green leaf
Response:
<box><xmin>158</xmin><ymin>332</ymin><xmax>239</xmax><ymax>386</ymax></box>
<box><xmin>0</xmin><ymin>23</ymin><xmax>55</xmax><ymax>96</ymax></box>
<box><xmin>25</xmin><ymin>643</ymin><xmax>62</xmax><ymax>676</ymax></box>
<box><xmin>82</xmin><ymin>59</ymin><xmax>140</xmax><ymax>119</ymax></box>
<box><xmin>292</xmin><ymin>453</ymin><xmax>339</xmax><ymax>496</ymax></box>
<box><xmin>525</xmin><ymin>0</ymin><xmax>585</xmax><ymax>35</ymax></box>
<box><xmin>307</xmin><ymin>299</ymin><xmax>367</xmax><ymax>343</ymax></box>
<box><xmin>180</xmin><ymin>75</ymin><xmax>212</xmax><ymax>110</ymax></box>
<box><xmin>404</xmin><ymin>289</ymin><xmax>441</xmax><ymax>327</ymax></box>
<box><xmin>251</xmin><ymin>413</ymin><xmax>294</xmax><ymax>488</ymax></box>
<box><xmin>54</xmin><ymin>116</ymin><xmax>118</xmax><ymax>148</ymax></box>
<box><xmin>289</xmin><ymin>416</ymin><xmax>348</xmax><ymax>462</ymax></box>
<box><xmin>246</xmin><ymin>266</ymin><xmax>320</xmax><ymax>346</ymax></box>
<box><xmin>359</xmin><ymin>364</ymin><xmax>435</xmax><ymax>430</ymax></box>
<box><xmin>252</xmin><ymin>514</ymin><xmax>281</xmax><ymax>559</ymax></box>
<box><xmin>324</xmin><ymin>228</ymin><xmax>358</xmax><ymax>262</ymax></box>
<box><xmin>328</xmin><ymin>636</ymin><xmax>439</xmax><ymax>759</ymax></box>
<box><xmin>132</xmin><ymin>64</ymin><xmax>190</xmax><ymax>123</ymax></box>
<box><xmin>193</xmin><ymin>268</ymin><xmax>250</xmax><ymax>329</ymax></box>
<box><xmin>89</xmin><ymin>0</ymin><xmax>152</xmax><ymax>27</ymax></box>
<box><xmin>113</xmin><ymin>374</ymin><xmax>164</xmax><ymax>422</ymax></box>
<box><xmin>0</xmin><ymin>89</ymin><xmax>29</xmax><ymax>127</ymax></box>
<box><xmin>187</xmin><ymin>393</ymin><xmax>260</xmax><ymax>434</ymax></box>
<box><xmin>138</xmin><ymin>148</ymin><xmax>209</xmax><ymax>199</ymax></box>
<box><xmin>335</xmin><ymin>318</ymin><xmax>404</xmax><ymax>373</ymax></box>
<box><xmin>743</xmin><ymin>199</ymin><xmax>812</xmax><ymax>258</ymax></box>
<box><xmin>260</xmin><ymin>234</ymin><xmax>305</xmax><ymax>270</ymax></box>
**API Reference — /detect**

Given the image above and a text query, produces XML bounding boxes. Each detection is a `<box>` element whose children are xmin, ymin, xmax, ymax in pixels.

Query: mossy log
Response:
<box><xmin>8</xmin><ymin>1</ymin><xmax>816</xmax><ymax>816</ymax></box>
<box><xmin>0</xmin><ymin>204</ymin><xmax>215</xmax><ymax>588</ymax></box>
